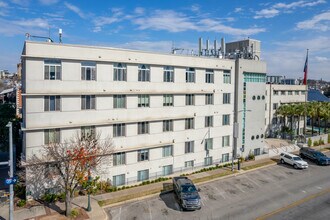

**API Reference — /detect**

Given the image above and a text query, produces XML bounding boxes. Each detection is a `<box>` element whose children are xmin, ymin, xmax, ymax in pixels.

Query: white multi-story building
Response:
<box><xmin>21</xmin><ymin>41</ymin><xmax>238</xmax><ymax>189</ymax></box>
<box><xmin>21</xmin><ymin>40</ymin><xmax>305</xmax><ymax>193</ymax></box>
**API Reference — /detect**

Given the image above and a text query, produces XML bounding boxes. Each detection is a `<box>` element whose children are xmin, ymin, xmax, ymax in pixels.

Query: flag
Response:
<box><xmin>303</xmin><ymin>51</ymin><xmax>308</xmax><ymax>85</ymax></box>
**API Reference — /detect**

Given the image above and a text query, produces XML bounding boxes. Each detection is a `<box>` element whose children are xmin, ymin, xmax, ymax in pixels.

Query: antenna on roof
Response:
<box><xmin>59</xmin><ymin>29</ymin><xmax>62</xmax><ymax>43</ymax></box>
<box><xmin>25</xmin><ymin>33</ymin><xmax>53</xmax><ymax>42</ymax></box>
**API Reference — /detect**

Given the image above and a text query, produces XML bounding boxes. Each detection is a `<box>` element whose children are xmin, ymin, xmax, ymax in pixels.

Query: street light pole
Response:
<box><xmin>6</xmin><ymin>122</ymin><xmax>14</xmax><ymax>220</ymax></box>
<box><xmin>86</xmin><ymin>169</ymin><xmax>92</xmax><ymax>212</ymax></box>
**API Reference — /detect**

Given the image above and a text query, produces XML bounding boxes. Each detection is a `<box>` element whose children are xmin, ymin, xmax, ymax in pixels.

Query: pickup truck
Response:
<box><xmin>172</xmin><ymin>177</ymin><xmax>201</xmax><ymax>211</ymax></box>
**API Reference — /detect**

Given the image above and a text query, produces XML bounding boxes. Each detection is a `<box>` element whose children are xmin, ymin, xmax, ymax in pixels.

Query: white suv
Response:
<box><xmin>280</xmin><ymin>152</ymin><xmax>308</xmax><ymax>169</ymax></box>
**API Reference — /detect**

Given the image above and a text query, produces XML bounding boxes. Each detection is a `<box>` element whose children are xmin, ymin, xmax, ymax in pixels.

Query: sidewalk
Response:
<box><xmin>1</xmin><ymin>143</ymin><xmax>328</xmax><ymax>220</ymax></box>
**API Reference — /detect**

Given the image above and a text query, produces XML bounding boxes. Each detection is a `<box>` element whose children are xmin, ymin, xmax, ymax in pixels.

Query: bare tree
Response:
<box><xmin>22</xmin><ymin>132</ymin><xmax>114</xmax><ymax>216</ymax></box>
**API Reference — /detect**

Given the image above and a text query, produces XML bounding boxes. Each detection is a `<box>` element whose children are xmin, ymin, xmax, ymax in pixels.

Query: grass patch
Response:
<box><xmin>98</xmin><ymin>187</ymin><xmax>163</xmax><ymax>207</ymax></box>
<box><xmin>241</xmin><ymin>160</ymin><xmax>276</xmax><ymax>171</ymax></box>
<box><xmin>193</xmin><ymin>170</ymin><xmax>234</xmax><ymax>184</ymax></box>
<box><xmin>319</xmin><ymin>147</ymin><xmax>330</xmax><ymax>152</ymax></box>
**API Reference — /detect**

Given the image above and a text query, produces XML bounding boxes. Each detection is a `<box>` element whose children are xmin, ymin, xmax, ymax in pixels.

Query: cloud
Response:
<box><xmin>254</xmin><ymin>0</ymin><xmax>326</xmax><ymax>19</ymax></box>
<box><xmin>11</xmin><ymin>0</ymin><xmax>30</xmax><ymax>6</ymax></box>
<box><xmin>315</xmin><ymin>56</ymin><xmax>330</xmax><ymax>62</ymax></box>
<box><xmin>64</xmin><ymin>2</ymin><xmax>86</xmax><ymax>19</ymax></box>
<box><xmin>134</xmin><ymin>7</ymin><xmax>144</xmax><ymax>15</ymax></box>
<box><xmin>134</xmin><ymin>10</ymin><xmax>197</xmax><ymax>32</ymax></box>
<box><xmin>133</xmin><ymin>10</ymin><xmax>265</xmax><ymax>36</ymax></box>
<box><xmin>92</xmin><ymin>8</ymin><xmax>125</xmax><ymax>32</ymax></box>
<box><xmin>296</xmin><ymin>11</ymin><xmax>330</xmax><ymax>31</ymax></box>
<box><xmin>38</xmin><ymin>0</ymin><xmax>59</xmax><ymax>5</ymax></box>
<box><xmin>254</xmin><ymin>8</ymin><xmax>279</xmax><ymax>19</ymax></box>
<box><xmin>0</xmin><ymin>17</ymin><xmax>49</xmax><ymax>36</ymax></box>
<box><xmin>264</xmin><ymin>36</ymin><xmax>330</xmax><ymax>80</ymax></box>
<box><xmin>191</xmin><ymin>4</ymin><xmax>200</xmax><ymax>12</ymax></box>
<box><xmin>0</xmin><ymin>1</ymin><xmax>8</xmax><ymax>7</ymax></box>
<box><xmin>234</xmin><ymin>8</ymin><xmax>243</xmax><ymax>13</ymax></box>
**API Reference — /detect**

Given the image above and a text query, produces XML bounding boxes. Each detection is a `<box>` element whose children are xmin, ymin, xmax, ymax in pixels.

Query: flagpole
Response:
<box><xmin>303</xmin><ymin>49</ymin><xmax>308</xmax><ymax>136</ymax></box>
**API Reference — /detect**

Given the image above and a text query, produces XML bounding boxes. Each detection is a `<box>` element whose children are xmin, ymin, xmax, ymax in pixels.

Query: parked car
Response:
<box><xmin>280</xmin><ymin>152</ymin><xmax>308</xmax><ymax>169</ymax></box>
<box><xmin>172</xmin><ymin>176</ymin><xmax>201</xmax><ymax>211</ymax></box>
<box><xmin>299</xmin><ymin>147</ymin><xmax>330</xmax><ymax>165</ymax></box>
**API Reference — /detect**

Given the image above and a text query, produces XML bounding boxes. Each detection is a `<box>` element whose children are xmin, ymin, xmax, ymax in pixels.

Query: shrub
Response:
<box><xmin>70</xmin><ymin>208</ymin><xmax>79</xmax><ymax>218</ymax></box>
<box><xmin>313</xmin><ymin>140</ymin><xmax>319</xmax><ymax>146</ymax></box>
<box><xmin>308</xmin><ymin>138</ymin><xmax>312</xmax><ymax>147</ymax></box>
<box><xmin>328</xmin><ymin>134</ymin><xmax>330</xmax><ymax>143</ymax></box>
<box><xmin>17</xmin><ymin>199</ymin><xmax>26</xmax><ymax>207</ymax></box>
<box><xmin>248</xmin><ymin>153</ymin><xmax>255</xmax><ymax>161</ymax></box>
<box><xmin>41</xmin><ymin>193</ymin><xmax>58</xmax><ymax>203</ymax></box>
<box><xmin>14</xmin><ymin>183</ymin><xmax>26</xmax><ymax>199</ymax></box>
<box><xmin>57</xmin><ymin>192</ymin><xmax>65</xmax><ymax>202</ymax></box>
<box><xmin>319</xmin><ymin>138</ymin><xmax>324</xmax><ymax>145</ymax></box>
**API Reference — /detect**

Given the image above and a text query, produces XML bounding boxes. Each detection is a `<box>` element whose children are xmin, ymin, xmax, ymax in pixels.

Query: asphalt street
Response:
<box><xmin>106</xmin><ymin>152</ymin><xmax>330</xmax><ymax>220</ymax></box>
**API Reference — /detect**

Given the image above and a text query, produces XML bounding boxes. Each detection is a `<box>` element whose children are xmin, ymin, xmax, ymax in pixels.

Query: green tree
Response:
<box><xmin>0</xmin><ymin>103</ymin><xmax>16</xmax><ymax>151</ymax></box>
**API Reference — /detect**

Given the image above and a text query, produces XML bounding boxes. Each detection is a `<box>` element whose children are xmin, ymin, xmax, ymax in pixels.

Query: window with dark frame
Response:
<box><xmin>44</xmin><ymin>96</ymin><xmax>61</xmax><ymax>111</ymax></box>
<box><xmin>113</xmin><ymin>124</ymin><xmax>126</xmax><ymax>137</ymax></box>
<box><xmin>138</xmin><ymin>64</ymin><xmax>150</xmax><ymax>81</ymax></box>
<box><xmin>113</xmin><ymin>63</ymin><xmax>127</xmax><ymax>81</ymax></box>
<box><xmin>44</xmin><ymin>59</ymin><xmax>61</xmax><ymax>80</ymax></box>
<box><xmin>81</xmin><ymin>61</ymin><xmax>96</xmax><ymax>80</ymax></box>
<box><xmin>81</xmin><ymin>95</ymin><xmax>96</xmax><ymax>110</ymax></box>
<box><xmin>137</xmin><ymin>149</ymin><xmax>149</xmax><ymax>161</ymax></box>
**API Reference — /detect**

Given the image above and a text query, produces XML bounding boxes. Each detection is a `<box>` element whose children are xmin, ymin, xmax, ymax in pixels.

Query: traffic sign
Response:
<box><xmin>5</xmin><ymin>177</ymin><xmax>17</xmax><ymax>185</ymax></box>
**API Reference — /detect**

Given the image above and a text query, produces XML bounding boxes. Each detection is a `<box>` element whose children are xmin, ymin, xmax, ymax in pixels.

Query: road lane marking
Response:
<box><xmin>256</xmin><ymin>187</ymin><xmax>330</xmax><ymax>220</ymax></box>
<box><xmin>147</xmin><ymin>201</ymin><xmax>153</xmax><ymax>220</ymax></box>
<box><xmin>213</xmin><ymin>185</ymin><xmax>226</xmax><ymax>199</ymax></box>
<box><xmin>243</xmin><ymin>175</ymin><xmax>261</xmax><ymax>187</ymax></box>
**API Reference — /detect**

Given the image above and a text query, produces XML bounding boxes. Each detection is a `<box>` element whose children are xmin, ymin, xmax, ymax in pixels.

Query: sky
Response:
<box><xmin>0</xmin><ymin>0</ymin><xmax>329</xmax><ymax>81</ymax></box>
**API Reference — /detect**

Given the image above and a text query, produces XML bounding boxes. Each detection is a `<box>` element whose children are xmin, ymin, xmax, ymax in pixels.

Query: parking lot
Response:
<box><xmin>106</xmin><ymin>152</ymin><xmax>330</xmax><ymax>220</ymax></box>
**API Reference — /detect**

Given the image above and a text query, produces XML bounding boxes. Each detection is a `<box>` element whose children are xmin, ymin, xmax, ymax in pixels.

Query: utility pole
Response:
<box><xmin>7</xmin><ymin>122</ymin><xmax>14</xmax><ymax>220</ymax></box>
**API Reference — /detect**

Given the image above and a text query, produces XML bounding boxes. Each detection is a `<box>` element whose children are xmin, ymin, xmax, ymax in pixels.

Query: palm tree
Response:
<box><xmin>320</xmin><ymin>102</ymin><xmax>330</xmax><ymax>133</ymax></box>
<box><xmin>293</xmin><ymin>103</ymin><xmax>304</xmax><ymax>136</ymax></box>
<box><xmin>307</xmin><ymin>102</ymin><xmax>318</xmax><ymax>136</ymax></box>
<box><xmin>277</xmin><ymin>104</ymin><xmax>290</xmax><ymax>139</ymax></box>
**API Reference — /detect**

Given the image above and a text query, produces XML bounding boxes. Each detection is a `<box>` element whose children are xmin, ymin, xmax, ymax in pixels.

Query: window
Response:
<box><xmin>185</xmin><ymin>141</ymin><xmax>194</xmax><ymax>153</ymax></box>
<box><xmin>162</xmin><ymin>145</ymin><xmax>173</xmax><ymax>157</ymax></box>
<box><xmin>204</xmin><ymin>138</ymin><xmax>213</xmax><ymax>150</ymax></box>
<box><xmin>205</xmin><ymin>69</ymin><xmax>214</xmax><ymax>83</ymax></box>
<box><xmin>137</xmin><ymin>169</ymin><xmax>149</xmax><ymax>182</ymax></box>
<box><xmin>204</xmin><ymin>156</ymin><xmax>213</xmax><ymax>166</ymax></box>
<box><xmin>113</xmin><ymin>95</ymin><xmax>126</xmax><ymax>108</ymax></box>
<box><xmin>113</xmin><ymin>174</ymin><xmax>125</xmax><ymax>186</ymax></box>
<box><xmin>205</xmin><ymin>116</ymin><xmax>213</xmax><ymax>127</ymax></box>
<box><xmin>185</xmin><ymin>160</ymin><xmax>194</xmax><ymax>168</ymax></box>
<box><xmin>186</xmin><ymin>94</ymin><xmax>195</xmax><ymax>106</ymax></box>
<box><xmin>81</xmin><ymin>61</ymin><xmax>96</xmax><ymax>80</ymax></box>
<box><xmin>44</xmin><ymin>96</ymin><xmax>60</xmax><ymax>111</ymax></box>
<box><xmin>273</xmin><ymin>103</ymin><xmax>278</xmax><ymax>110</ymax></box>
<box><xmin>222</xmin><ymin>153</ymin><xmax>229</xmax><ymax>162</ymax></box>
<box><xmin>163</xmin><ymin>66</ymin><xmax>174</xmax><ymax>82</ymax></box>
<box><xmin>186</xmin><ymin>67</ymin><xmax>195</xmax><ymax>83</ymax></box>
<box><xmin>81</xmin><ymin>126</ymin><xmax>95</xmax><ymax>139</ymax></box>
<box><xmin>273</xmin><ymin>90</ymin><xmax>279</xmax><ymax>95</ymax></box>
<box><xmin>137</xmin><ymin>95</ymin><xmax>149</xmax><ymax>107</ymax></box>
<box><xmin>288</xmin><ymin>91</ymin><xmax>293</xmax><ymax>95</ymax></box>
<box><xmin>137</xmin><ymin>149</ymin><xmax>149</xmax><ymax>161</ymax></box>
<box><xmin>44</xmin><ymin>59</ymin><xmax>61</xmax><ymax>80</ymax></box>
<box><xmin>301</xmin><ymin>91</ymin><xmax>306</xmax><ymax>95</ymax></box>
<box><xmin>205</xmin><ymin>94</ymin><xmax>214</xmax><ymax>105</ymax></box>
<box><xmin>138</xmin><ymin>64</ymin><xmax>150</xmax><ymax>82</ymax></box>
<box><xmin>113</xmin><ymin>63</ymin><xmax>127</xmax><ymax>81</ymax></box>
<box><xmin>113</xmin><ymin>124</ymin><xmax>126</xmax><ymax>137</ymax></box>
<box><xmin>138</xmin><ymin>122</ymin><xmax>149</xmax><ymax>134</ymax></box>
<box><xmin>281</xmin><ymin>91</ymin><xmax>286</xmax><ymax>95</ymax></box>
<box><xmin>81</xmin><ymin>95</ymin><xmax>96</xmax><ymax>110</ymax></box>
<box><xmin>222</xmin><ymin>135</ymin><xmax>230</xmax><ymax>147</ymax></box>
<box><xmin>223</xmin><ymin>93</ymin><xmax>231</xmax><ymax>104</ymax></box>
<box><xmin>163</xmin><ymin>120</ymin><xmax>173</xmax><ymax>132</ymax></box>
<box><xmin>163</xmin><ymin>95</ymin><xmax>173</xmax><ymax>106</ymax></box>
<box><xmin>222</xmin><ymin>114</ymin><xmax>230</xmax><ymax>125</ymax></box>
<box><xmin>113</xmin><ymin>152</ymin><xmax>126</xmax><ymax>166</ymax></box>
<box><xmin>223</xmin><ymin>70</ymin><xmax>231</xmax><ymax>84</ymax></box>
<box><xmin>185</xmin><ymin>118</ymin><xmax>194</xmax><ymax>129</ymax></box>
<box><xmin>295</xmin><ymin>91</ymin><xmax>299</xmax><ymax>95</ymax></box>
<box><xmin>44</xmin><ymin>129</ymin><xmax>60</xmax><ymax>145</ymax></box>
<box><xmin>254</xmin><ymin>148</ymin><xmax>261</xmax><ymax>156</ymax></box>
<box><xmin>162</xmin><ymin>165</ymin><xmax>173</xmax><ymax>176</ymax></box>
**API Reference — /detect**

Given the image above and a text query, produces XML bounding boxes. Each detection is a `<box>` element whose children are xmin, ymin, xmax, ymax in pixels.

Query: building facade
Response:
<box><xmin>22</xmin><ymin>41</ymin><xmax>237</xmax><ymax>191</ymax></box>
